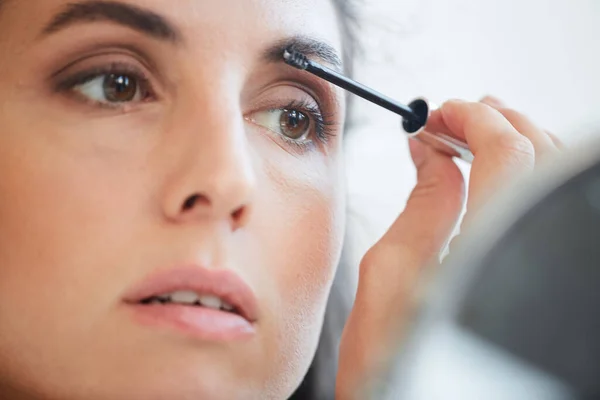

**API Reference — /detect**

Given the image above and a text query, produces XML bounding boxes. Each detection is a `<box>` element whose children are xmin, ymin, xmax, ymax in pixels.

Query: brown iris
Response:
<box><xmin>279</xmin><ymin>109</ymin><xmax>310</xmax><ymax>140</ymax></box>
<box><xmin>102</xmin><ymin>74</ymin><xmax>138</xmax><ymax>103</ymax></box>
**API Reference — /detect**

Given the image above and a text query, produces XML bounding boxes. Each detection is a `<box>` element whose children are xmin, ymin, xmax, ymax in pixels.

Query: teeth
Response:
<box><xmin>198</xmin><ymin>295</ymin><xmax>222</xmax><ymax>310</ymax></box>
<box><xmin>169</xmin><ymin>290</ymin><xmax>200</xmax><ymax>304</ymax></box>
<box><xmin>143</xmin><ymin>291</ymin><xmax>235</xmax><ymax>312</ymax></box>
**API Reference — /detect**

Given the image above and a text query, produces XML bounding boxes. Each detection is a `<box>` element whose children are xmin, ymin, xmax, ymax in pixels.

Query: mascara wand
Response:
<box><xmin>283</xmin><ymin>49</ymin><xmax>474</xmax><ymax>163</ymax></box>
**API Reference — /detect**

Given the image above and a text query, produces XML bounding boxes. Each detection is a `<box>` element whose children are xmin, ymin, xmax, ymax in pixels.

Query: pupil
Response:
<box><xmin>280</xmin><ymin>109</ymin><xmax>309</xmax><ymax>139</ymax></box>
<box><xmin>103</xmin><ymin>74</ymin><xmax>137</xmax><ymax>102</ymax></box>
<box><xmin>288</xmin><ymin>110</ymin><xmax>300</xmax><ymax>127</ymax></box>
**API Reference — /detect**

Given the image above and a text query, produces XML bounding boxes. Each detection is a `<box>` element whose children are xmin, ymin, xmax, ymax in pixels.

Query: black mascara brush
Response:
<box><xmin>283</xmin><ymin>49</ymin><xmax>474</xmax><ymax>163</ymax></box>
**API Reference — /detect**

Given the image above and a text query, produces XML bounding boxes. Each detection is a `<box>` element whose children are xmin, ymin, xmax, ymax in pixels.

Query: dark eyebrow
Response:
<box><xmin>263</xmin><ymin>36</ymin><xmax>343</xmax><ymax>72</ymax></box>
<box><xmin>40</xmin><ymin>1</ymin><xmax>181</xmax><ymax>43</ymax></box>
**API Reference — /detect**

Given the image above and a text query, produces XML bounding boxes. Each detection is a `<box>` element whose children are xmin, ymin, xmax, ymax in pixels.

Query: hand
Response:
<box><xmin>335</xmin><ymin>97</ymin><xmax>563</xmax><ymax>399</ymax></box>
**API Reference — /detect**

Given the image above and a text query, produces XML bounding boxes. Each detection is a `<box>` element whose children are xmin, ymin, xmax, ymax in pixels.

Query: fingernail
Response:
<box><xmin>481</xmin><ymin>95</ymin><xmax>505</xmax><ymax>108</ymax></box>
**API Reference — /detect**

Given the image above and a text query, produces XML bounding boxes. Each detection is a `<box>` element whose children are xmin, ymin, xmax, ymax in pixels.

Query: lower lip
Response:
<box><xmin>127</xmin><ymin>304</ymin><xmax>256</xmax><ymax>341</ymax></box>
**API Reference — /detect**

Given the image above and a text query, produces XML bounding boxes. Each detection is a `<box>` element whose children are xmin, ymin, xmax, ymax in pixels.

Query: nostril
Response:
<box><xmin>181</xmin><ymin>194</ymin><xmax>210</xmax><ymax>212</ymax></box>
<box><xmin>231</xmin><ymin>206</ymin><xmax>245</xmax><ymax>222</ymax></box>
<box><xmin>182</xmin><ymin>195</ymin><xmax>199</xmax><ymax>211</ymax></box>
<box><xmin>178</xmin><ymin>194</ymin><xmax>249</xmax><ymax>228</ymax></box>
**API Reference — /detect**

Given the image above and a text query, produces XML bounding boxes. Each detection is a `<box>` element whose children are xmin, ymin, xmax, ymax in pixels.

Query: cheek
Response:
<box><xmin>0</xmin><ymin>109</ymin><xmax>157</xmax><ymax>344</ymax></box>
<box><xmin>251</xmin><ymin>142</ymin><xmax>346</xmax><ymax>388</ymax></box>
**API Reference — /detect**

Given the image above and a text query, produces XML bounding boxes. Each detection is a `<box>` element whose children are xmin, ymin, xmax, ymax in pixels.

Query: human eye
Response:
<box><xmin>247</xmin><ymin>99</ymin><xmax>335</xmax><ymax>147</ymax></box>
<box><xmin>54</xmin><ymin>62</ymin><xmax>155</xmax><ymax>108</ymax></box>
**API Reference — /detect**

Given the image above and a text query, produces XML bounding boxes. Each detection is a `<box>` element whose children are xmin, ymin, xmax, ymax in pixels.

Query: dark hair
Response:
<box><xmin>290</xmin><ymin>1</ymin><xmax>361</xmax><ymax>399</ymax></box>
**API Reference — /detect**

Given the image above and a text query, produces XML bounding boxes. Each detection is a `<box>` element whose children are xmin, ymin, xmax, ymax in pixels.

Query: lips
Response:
<box><xmin>123</xmin><ymin>267</ymin><xmax>258</xmax><ymax>341</ymax></box>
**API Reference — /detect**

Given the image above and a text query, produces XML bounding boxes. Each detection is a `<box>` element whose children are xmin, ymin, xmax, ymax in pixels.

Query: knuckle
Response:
<box><xmin>359</xmin><ymin>242</ymin><xmax>414</xmax><ymax>281</ymax></box>
<box><xmin>359</xmin><ymin>244</ymin><xmax>392</xmax><ymax>277</ymax></box>
<box><xmin>493</xmin><ymin>133</ymin><xmax>536</xmax><ymax>167</ymax></box>
<box><xmin>498</xmin><ymin>108</ymin><xmax>536</xmax><ymax>130</ymax></box>
<box><xmin>411</xmin><ymin>169</ymin><xmax>465</xmax><ymax>206</ymax></box>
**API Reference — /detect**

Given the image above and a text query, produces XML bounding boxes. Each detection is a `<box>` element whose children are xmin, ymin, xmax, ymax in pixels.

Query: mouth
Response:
<box><xmin>140</xmin><ymin>291</ymin><xmax>244</xmax><ymax>317</ymax></box>
<box><xmin>124</xmin><ymin>267</ymin><xmax>258</xmax><ymax>342</ymax></box>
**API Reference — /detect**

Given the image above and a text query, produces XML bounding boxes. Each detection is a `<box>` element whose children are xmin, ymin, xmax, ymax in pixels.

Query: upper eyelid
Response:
<box><xmin>262</xmin><ymin>74</ymin><xmax>340</xmax><ymax>109</ymax></box>
<box><xmin>54</xmin><ymin>62</ymin><xmax>155</xmax><ymax>94</ymax></box>
<box><xmin>49</xmin><ymin>48</ymin><xmax>161</xmax><ymax>88</ymax></box>
<box><xmin>48</xmin><ymin>44</ymin><xmax>161</xmax><ymax>77</ymax></box>
<box><xmin>244</xmin><ymin>85</ymin><xmax>324</xmax><ymax>117</ymax></box>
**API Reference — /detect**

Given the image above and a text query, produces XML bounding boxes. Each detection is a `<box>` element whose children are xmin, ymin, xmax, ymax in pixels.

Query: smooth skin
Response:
<box><xmin>0</xmin><ymin>1</ymin><xmax>346</xmax><ymax>399</ymax></box>
<box><xmin>0</xmin><ymin>0</ymin><xmax>560</xmax><ymax>399</ymax></box>
<box><xmin>337</xmin><ymin>96</ymin><xmax>562</xmax><ymax>399</ymax></box>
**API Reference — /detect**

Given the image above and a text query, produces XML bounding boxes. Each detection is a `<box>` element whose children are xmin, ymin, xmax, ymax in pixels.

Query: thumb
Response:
<box><xmin>384</xmin><ymin>138</ymin><xmax>465</xmax><ymax>259</ymax></box>
<box><xmin>361</xmin><ymin>136</ymin><xmax>464</xmax><ymax>330</ymax></box>
<box><xmin>336</xmin><ymin>139</ymin><xmax>464</xmax><ymax>399</ymax></box>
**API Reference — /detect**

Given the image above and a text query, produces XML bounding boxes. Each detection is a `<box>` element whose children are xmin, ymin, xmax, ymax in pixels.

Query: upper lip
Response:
<box><xmin>123</xmin><ymin>266</ymin><xmax>259</xmax><ymax>322</ymax></box>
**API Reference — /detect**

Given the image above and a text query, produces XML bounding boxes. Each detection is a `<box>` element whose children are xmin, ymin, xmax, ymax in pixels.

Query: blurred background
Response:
<box><xmin>343</xmin><ymin>0</ymin><xmax>600</xmax><ymax>269</ymax></box>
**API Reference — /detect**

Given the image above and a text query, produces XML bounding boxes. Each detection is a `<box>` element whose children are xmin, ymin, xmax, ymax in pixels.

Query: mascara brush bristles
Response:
<box><xmin>283</xmin><ymin>48</ymin><xmax>422</xmax><ymax>124</ymax></box>
<box><xmin>283</xmin><ymin>49</ymin><xmax>309</xmax><ymax>70</ymax></box>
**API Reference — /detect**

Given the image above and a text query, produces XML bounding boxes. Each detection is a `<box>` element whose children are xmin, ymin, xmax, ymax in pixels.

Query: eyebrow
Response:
<box><xmin>41</xmin><ymin>1</ymin><xmax>181</xmax><ymax>43</ymax></box>
<box><xmin>263</xmin><ymin>36</ymin><xmax>344</xmax><ymax>72</ymax></box>
<box><xmin>40</xmin><ymin>3</ymin><xmax>342</xmax><ymax>72</ymax></box>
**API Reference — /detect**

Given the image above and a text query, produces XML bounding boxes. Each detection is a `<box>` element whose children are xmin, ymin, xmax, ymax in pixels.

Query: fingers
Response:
<box><xmin>337</xmin><ymin>139</ymin><xmax>464</xmax><ymax>399</ymax></box>
<box><xmin>380</xmin><ymin>139</ymin><xmax>464</xmax><ymax>260</ymax></box>
<box><xmin>337</xmin><ymin>96</ymin><xmax>565</xmax><ymax>399</ymax></box>
<box><xmin>438</xmin><ymin>100</ymin><xmax>535</xmax><ymax>210</ymax></box>
<box><xmin>361</xmin><ymin>137</ymin><xmax>463</xmax><ymax>326</ymax></box>
<box><xmin>480</xmin><ymin>96</ymin><xmax>560</xmax><ymax>160</ymax></box>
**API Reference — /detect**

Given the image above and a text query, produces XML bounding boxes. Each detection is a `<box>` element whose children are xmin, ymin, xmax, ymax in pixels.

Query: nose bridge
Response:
<box><xmin>189</xmin><ymin>91</ymin><xmax>249</xmax><ymax>179</ymax></box>
<box><xmin>199</xmin><ymin>106</ymin><xmax>255</xmax><ymax>205</ymax></box>
<box><xmin>162</xmin><ymin>80</ymin><xmax>256</xmax><ymax>226</ymax></box>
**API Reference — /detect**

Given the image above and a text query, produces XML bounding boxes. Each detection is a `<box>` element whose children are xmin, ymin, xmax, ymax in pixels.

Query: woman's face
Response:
<box><xmin>0</xmin><ymin>0</ymin><xmax>346</xmax><ymax>398</ymax></box>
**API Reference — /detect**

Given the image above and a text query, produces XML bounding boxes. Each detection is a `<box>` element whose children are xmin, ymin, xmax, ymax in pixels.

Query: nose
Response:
<box><xmin>161</xmin><ymin>99</ymin><xmax>257</xmax><ymax>231</ymax></box>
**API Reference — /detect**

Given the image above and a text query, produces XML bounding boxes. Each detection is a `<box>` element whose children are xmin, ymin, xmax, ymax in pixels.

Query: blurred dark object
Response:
<box><xmin>388</xmin><ymin>145</ymin><xmax>600</xmax><ymax>400</ymax></box>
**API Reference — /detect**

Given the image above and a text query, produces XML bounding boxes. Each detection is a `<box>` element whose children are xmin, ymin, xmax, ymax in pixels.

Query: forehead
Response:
<box><xmin>1</xmin><ymin>0</ymin><xmax>343</xmax><ymax>58</ymax></box>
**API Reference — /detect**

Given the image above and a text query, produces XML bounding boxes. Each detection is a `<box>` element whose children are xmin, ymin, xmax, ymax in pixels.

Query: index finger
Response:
<box><xmin>429</xmin><ymin>100</ymin><xmax>536</xmax><ymax>210</ymax></box>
